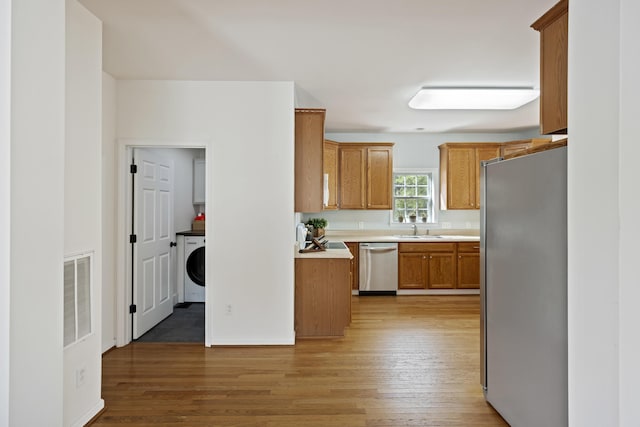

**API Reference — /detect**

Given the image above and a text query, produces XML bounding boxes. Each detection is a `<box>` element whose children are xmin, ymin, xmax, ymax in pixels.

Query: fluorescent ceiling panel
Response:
<box><xmin>409</xmin><ymin>87</ymin><xmax>540</xmax><ymax>110</ymax></box>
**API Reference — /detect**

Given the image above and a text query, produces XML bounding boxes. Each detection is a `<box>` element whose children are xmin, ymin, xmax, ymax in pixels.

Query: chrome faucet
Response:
<box><xmin>412</xmin><ymin>224</ymin><xmax>418</xmax><ymax>236</ymax></box>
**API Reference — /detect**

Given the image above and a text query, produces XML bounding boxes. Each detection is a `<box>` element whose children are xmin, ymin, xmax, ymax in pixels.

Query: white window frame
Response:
<box><xmin>63</xmin><ymin>251</ymin><xmax>94</xmax><ymax>349</ymax></box>
<box><xmin>391</xmin><ymin>168</ymin><xmax>439</xmax><ymax>225</ymax></box>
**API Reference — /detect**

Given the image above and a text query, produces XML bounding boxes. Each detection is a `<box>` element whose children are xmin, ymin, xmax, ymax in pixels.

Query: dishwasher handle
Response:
<box><xmin>361</xmin><ymin>247</ymin><xmax>397</xmax><ymax>253</ymax></box>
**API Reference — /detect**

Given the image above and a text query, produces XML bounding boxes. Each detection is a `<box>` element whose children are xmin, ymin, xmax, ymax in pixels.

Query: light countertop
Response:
<box><xmin>294</xmin><ymin>243</ymin><xmax>353</xmax><ymax>259</ymax></box>
<box><xmin>293</xmin><ymin>229</ymin><xmax>479</xmax><ymax>259</ymax></box>
<box><xmin>322</xmin><ymin>229</ymin><xmax>479</xmax><ymax>243</ymax></box>
<box><xmin>330</xmin><ymin>234</ymin><xmax>479</xmax><ymax>243</ymax></box>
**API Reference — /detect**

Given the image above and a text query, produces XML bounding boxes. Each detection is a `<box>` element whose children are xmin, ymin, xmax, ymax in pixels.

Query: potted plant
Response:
<box><xmin>421</xmin><ymin>213</ymin><xmax>427</xmax><ymax>223</ymax></box>
<box><xmin>409</xmin><ymin>213</ymin><xmax>417</xmax><ymax>223</ymax></box>
<box><xmin>397</xmin><ymin>214</ymin><xmax>404</xmax><ymax>223</ymax></box>
<box><xmin>306</xmin><ymin>218</ymin><xmax>328</xmax><ymax>237</ymax></box>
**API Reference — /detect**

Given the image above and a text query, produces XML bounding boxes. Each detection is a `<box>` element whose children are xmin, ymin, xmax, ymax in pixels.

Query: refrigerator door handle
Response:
<box><xmin>480</xmin><ymin>159</ymin><xmax>493</xmax><ymax>391</ymax></box>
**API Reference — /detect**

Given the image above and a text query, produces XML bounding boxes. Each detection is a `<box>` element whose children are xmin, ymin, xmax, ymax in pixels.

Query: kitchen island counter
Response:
<box><xmin>295</xmin><ymin>253</ymin><xmax>352</xmax><ymax>338</ymax></box>
<box><xmin>294</xmin><ymin>243</ymin><xmax>353</xmax><ymax>259</ymax></box>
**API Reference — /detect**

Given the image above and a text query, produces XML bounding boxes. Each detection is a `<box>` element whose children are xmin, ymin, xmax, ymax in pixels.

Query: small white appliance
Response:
<box><xmin>296</xmin><ymin>223</ymin><xmax>307</xmax><ymax>249</ymax></box>
<box><xmin>184</xmin><ymin>235</ymin><xmax>205</xmax><ymax>302</ymax></box>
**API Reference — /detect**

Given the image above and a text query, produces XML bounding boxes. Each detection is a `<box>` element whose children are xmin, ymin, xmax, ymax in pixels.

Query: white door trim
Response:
<box><xmin>115</xmin><ymin>138</ymin><xmax>208</xmax><ymax>347</ymax></box>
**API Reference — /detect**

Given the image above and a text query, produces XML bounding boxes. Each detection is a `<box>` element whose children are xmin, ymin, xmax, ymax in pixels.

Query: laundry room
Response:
<box><xmin>131</xmin><ymin>146</ymin><xmax>206</xmax><ymax>343</ymax></box>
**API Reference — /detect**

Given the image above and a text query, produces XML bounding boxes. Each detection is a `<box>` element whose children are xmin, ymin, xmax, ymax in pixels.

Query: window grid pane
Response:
<box><xmin>393</xmin><ymin>173</ymin><xmax>434</xmax><ymax>223</ymax></box>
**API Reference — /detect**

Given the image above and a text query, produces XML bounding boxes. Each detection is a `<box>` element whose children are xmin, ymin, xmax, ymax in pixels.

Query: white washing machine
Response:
<box><xmin>184</xmin><ymin>235</ymin><xmax>205</xmax><ymax>302</ymax></box>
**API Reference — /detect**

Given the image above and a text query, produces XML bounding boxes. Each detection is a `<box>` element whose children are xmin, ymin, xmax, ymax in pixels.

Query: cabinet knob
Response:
<box><xmin>459</xmin><ymin>255</ymin><xmax>462</xmax><ymax>259</ymax></box>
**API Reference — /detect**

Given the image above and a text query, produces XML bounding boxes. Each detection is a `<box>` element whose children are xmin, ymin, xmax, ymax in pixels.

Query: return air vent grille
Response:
<box><xmin>64</xmin><ymin>252</ymin><xmax>93</xmax><ymax>347</ymax></box>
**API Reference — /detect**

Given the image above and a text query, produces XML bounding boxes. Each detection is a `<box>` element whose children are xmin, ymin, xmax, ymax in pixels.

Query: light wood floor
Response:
<box><xmin>95</xmin><ymin>295</ymin><xmax>507</xmax><ymax>426</ymax></box>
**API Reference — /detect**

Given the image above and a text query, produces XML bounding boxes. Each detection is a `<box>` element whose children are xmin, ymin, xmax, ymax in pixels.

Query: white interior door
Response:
<box><xmin>133</xmin><ymin>148</ymin><xmax>174</xmax><ymax>339</ymax></box>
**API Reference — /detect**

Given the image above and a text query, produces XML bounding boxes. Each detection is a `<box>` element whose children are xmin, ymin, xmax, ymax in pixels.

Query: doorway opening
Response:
<box><xmin>117</xmin><ymin>141</ymin><xmax>208</xmax><ymax>346</ymax></box>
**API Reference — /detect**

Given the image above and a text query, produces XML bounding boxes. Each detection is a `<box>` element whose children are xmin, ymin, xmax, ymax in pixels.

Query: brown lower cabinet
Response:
<box><xmin>398</xmin><ymin>243</ymin><xmax>457</xmax><ymax>289</ymax></box>
<box><xmin>456</xmin><ymin>242</ymin><xmax>481</xmax><ymax>289</ymax></box>
<box><xmin>295</xmin><ymin>257</ymin><xmax>351</xmax><ymax>338</ymax></box>
<box><xmin>398</xmin><ymin>242</ymin><xmax>480</xmax><ymax>290</ymax></box>
<box><xmin>345</xmin><ymin>242</ymin><xmax>359</xmax><ymax>291</ymax></box>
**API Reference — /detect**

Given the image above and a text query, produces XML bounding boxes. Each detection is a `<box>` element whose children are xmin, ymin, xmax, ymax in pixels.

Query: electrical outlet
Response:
<box><xmin>441</xmin><ymin>222</ymin><xmax>452</xmax><ymax>229</ymax></box>
<box><xmin>358</xmin><ymin>221</ymin><xmax>364</xmax><ymax>230</ymax></box>
<box><xmin>225</xmin><ymin>304</ymin><xmax>232</xmax><ymax>315</ymax></box>
<box><xmin>76</xmin><ymin>367</ymin><xmax>86</xmax><ymax>388</ymax></box>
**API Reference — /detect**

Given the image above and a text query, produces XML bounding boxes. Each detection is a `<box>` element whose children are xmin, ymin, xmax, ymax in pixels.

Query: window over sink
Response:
<box><xmin>392</xmin><ymin>169</ymin><xmax>438</xmax><ymax>224</ymax></box>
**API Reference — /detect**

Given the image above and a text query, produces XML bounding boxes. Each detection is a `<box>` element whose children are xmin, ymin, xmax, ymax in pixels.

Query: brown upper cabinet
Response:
<box><xmin>439</xmin><ymin>143</ymin><xmax>501</xmax><ymax>210</ymax></box>
<box><xmin>294</xmin><ymin>108</ymin><xmax>326</xmax><ymax>212</ymax></box>
<box><xmin>532</xmin><ymin>0</ymin><xmax>568</xmax><ymax>135</ymax></box>
<box><xmin>323</xmin><ymin>140</ymin><xmax>339</xmax><ymax>210</ymax></box>
<box><xmin>500</xmin><ymin>138</ymin><xmax>552</xmax><ymax>157</ymax></box>
<box><xmin>339</xmin><ymin>143</ymin><xmax>394</xmax><ymax>210</ymax></box>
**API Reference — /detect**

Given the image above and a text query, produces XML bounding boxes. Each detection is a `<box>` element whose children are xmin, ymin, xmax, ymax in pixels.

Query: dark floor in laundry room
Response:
<box><xmin>136</xmin><ymin>302</ymin><xmax>204</xmax><ymax>343</ymax></box>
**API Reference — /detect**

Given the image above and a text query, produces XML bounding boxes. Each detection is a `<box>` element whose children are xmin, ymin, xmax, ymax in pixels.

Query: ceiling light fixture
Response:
<box><xmin>408</xmin><ymin>87</ymin><xmax>540</xmax><ymax>110</ymax></box>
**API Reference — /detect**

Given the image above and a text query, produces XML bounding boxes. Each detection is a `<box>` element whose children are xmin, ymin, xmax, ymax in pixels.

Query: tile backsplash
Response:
<box><xmin>301</xmin><ymin>209</ymin><xmax>479</xmax><ymax>231</ymax></box>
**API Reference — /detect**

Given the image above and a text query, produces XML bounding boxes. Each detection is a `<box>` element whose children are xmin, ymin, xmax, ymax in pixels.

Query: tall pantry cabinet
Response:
<box><xmin>294</xmin><ymin>108</ymin><xmax>326</xmax><ymax>212</ymax></box>
<box><xmin>531</xmin><ymin>0</ymin><xmax>568</xmax><ymax>135</ymax></box>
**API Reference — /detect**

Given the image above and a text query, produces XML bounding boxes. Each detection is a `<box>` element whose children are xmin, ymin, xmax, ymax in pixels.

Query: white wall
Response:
<box><xmin>318</xmin><ymin>130</ymin><xmax>543</xmax><ymax>231</ymax></box>
<box><xmin>102</xmin><ymin>72</ymin><xmax>117</xmax><ymax>353</ymax></box>
<box><xmin>116</xmin><ymin>80</ymin><xmax>295</xmax><ymax>345</ymax></box>
<box><xmin>63</xmin><ymin>1</ymin><xmax>104</xmax><ymax>425</ymax></box>
<box><xmin>8</xmin><ymin>0</ymin><xmax>66</xmax><ymax>425</ymax></box>
<box><xmin>568</xmin><ymin>0</ymin><xmax>639</xmax><ymax>425</ymax></box>
<box><xmin>568</xmin><ymin>0</ymin><xmax>618</xmax><ymax>425</ymax></box>
<box><xmin>0</xmin><ymin>0</ymin><xmax>10</xmax><ymax>424</ymax></box>
<box><xmin>618</xmin><ymin>1</ymin><xmax>640</xmax><ymax>423</ymax></box>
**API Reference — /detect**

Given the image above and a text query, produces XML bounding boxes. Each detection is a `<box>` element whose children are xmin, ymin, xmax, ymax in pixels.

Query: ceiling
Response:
<box><xmin>79</xmin><ymin>0</ymin><xmax>559</xmax><ymax>133</ymax></box>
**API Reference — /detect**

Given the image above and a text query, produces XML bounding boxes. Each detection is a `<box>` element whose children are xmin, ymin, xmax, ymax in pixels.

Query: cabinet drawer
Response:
<box><xmin>399</xmin><ymin>242</ymin><xmax>456</xmax><ymax>253</ymax></box>
<box><xmin>457</xmin><ymin>242</ymin><xmax>480</xmax><ymax>252</ymax></box>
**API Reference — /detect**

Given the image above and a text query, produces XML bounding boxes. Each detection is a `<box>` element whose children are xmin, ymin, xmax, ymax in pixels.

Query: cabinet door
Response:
<box><xmin>192</xmin><ymin>158</ymin><xmax>206</xmax><ymax>204</ymax></box>
<box><xmin>339</xmin><ymin>146</ymin><xmax>366</xmax><ymax>209</ymax></box>
<box><xmin>533</xmin><ymin>0</ymin><xmax>568</xmax><ymax>135</ymax></box>
<box><xmin>457</xmin><ymin>252</ymin><xmax>480</xmax><ymax>289</ymax></box>
<box><xmin>295</xmin><ymin>258</ymin><xmax>351</xmax><ymax>337</ymax></box>
<box><xmin>446</xmin><ymin>147</ymin><xmax>475</xmax><ymax>209</ymax></box>
<box><xmin>294</xmin><ymin>109</ymin><xmax>325</xmax><ymax>212</ymax></box>
<box><xmin>345</xmin><ymin>242</ymin><xmax>359</xmax><ymax>291</ymax></box>
<box><xmin>474</xmin><ymin>146</ymin><xmax>502</xmax><ymax>208</ymax></box>
<box><xmin>398</xmin><ymin>253</ymin><xmax>427</xmax><ymax>289</ymax></box>
<box><xmin>427</xmin><ymin>252</ymin><xmax>456</xmax><ymax>289</ymax></box>
<box><xmin>501</xmin><ymin>141</ymin><xmax>531</xmax><ymax>157</ymax></box>
<box><xmin>323</xmin><ymin>141</ymin><xmax>339</xmax><ymax>210</ymax></box>
<box><xmin>367</xmin><ymin>146</ymin><xmax>393</xmax><ymax>209</ymax></box>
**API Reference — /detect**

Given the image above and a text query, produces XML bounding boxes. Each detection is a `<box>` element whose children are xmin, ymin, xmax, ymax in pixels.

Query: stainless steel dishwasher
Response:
<box><xmin>359</xmin><ymin>242</ymin><xmax>398</xmax><ymax>295</ymax></box>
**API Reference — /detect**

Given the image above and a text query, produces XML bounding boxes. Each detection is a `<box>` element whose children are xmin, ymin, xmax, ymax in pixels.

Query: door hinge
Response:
<box><xmin>170</xmin><ymin>241</ymin><xmax>177</xmax><ymax>247</ymax></box>
<box><xmin>129</xmin><ymin>234</ymin><xmax>137</xmax><ymax>243</ymax></box>
<box><xmin>130</xmin><ymin>164</ymin><xmax>137</xmax><ymax>174</ymax></box>
<box><xmin>129</xmin><ymin>304</ymin><xmax>137</xmax><ymax>314</ymax></box>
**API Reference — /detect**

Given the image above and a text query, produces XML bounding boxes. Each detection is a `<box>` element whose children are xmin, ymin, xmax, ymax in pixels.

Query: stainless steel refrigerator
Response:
<box><xmin>480</xmin><ymin>146</ymin><xmax>567</xmax><ymax>426</ymax></box>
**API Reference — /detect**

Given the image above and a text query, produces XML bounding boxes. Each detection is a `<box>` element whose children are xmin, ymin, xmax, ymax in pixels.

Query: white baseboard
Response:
<box><xmin>70</xmin><ymin>399</ymin><xmax>105</xmax><ymax>427</ymax></box>
<box><xmin>396</xmin><ymin>289</ymin><xmax>480</xmax><ymax>295</ymax></box>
